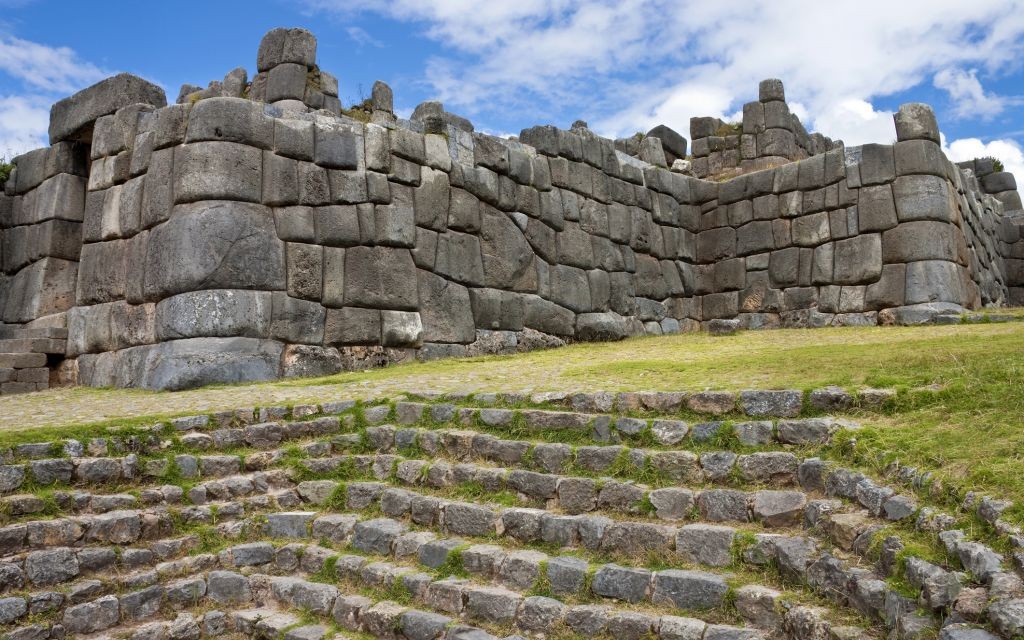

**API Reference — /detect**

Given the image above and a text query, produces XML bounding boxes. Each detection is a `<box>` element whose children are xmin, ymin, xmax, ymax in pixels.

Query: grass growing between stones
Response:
<box><xmin>2</xmin><ymin>322</ymin><xmax>1023</xmax><ymax>521</ymax></box>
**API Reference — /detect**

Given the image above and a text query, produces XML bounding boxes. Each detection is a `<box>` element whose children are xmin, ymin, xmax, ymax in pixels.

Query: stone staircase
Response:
<box><xmin>0</xmin><ymin>389</ymin><xmax>1018</xmax><ymax>639</ymax></box>
<box><xmin>0</xmin><ymin>324</ymin><xmax>66</xmax><ymax>395</ymax></box>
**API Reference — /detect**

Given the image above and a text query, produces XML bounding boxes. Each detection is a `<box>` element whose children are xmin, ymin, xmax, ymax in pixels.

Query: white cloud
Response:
<box><xmin>0</xmin><ymin>94</ymin><xmax>48</xmax><ymax>158</ymax></box>
<box><xmin>944</xmin><ymin>136</ymin><xmax>1024</xmax><ymax>185</ymax></box>
<box><xmin>0</xmin><ymin>36</ymin><xmax>107</xmax><ymax>94</ymax></box>
<box><xmin>811</xmin><ymin>99</ymin><xmax>896</xmax><ymax>147</ymax></box>
<box><xmin>307</xmin><ymin>0</ymin><xmax>1024</xmax><ymax>146</ymax></box>
<box><xmin>346</xmin><ymin>26</ymin><xmax>384</xmax><ymax>48</ymax></box>
<box><xmin>934</xmin><ymin>68</ymin><xmax>1005</xmax><ymax>119</ymax></box>
<box><xmin>0</xmin><ymin>36</ymin><xmax>113</xmax><ymax>156</ymax></box>
<box><xmin>592</xmin><ymin>82</ymin><xmax>735</xmax><ymax>140</ymax></box>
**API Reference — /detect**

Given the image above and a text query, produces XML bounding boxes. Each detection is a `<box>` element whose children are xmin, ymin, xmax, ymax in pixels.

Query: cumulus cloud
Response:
<box><xmin>305</xmin><ymin>0</ymin><xmax>1024</xmax><ymax>156</ymax></box>
<box><xmin>811</xmin><ymin>99</ymin><xmax>896</xmax><ymax>147</ymax></box>
<box><xmin>308</xmin><ymin>1</ymin><xmax>1024</xmax><ymax>137</ymax></box>
<box><xmin>0</xmin><ymin>95</ymin><xmax>49</xmax><ymax>159</ymax></box>
<box><xmin>0</xmin><ymin>36</ymin><xmax>111</xmax><ymax>156</ymax></box>
<box><xmin>0</xmin><ymin>36</ymin><xmax>107</xmax><ymax>94</ymax></box>
<box><xmin>944</xmin><ymin>136</ymin><xmax>1024</xmax><ymax>184</ymax></box>
<box><xmin>934</xmin><ymin>68</ymin><xmax>1006</xmax><ymax>119</ymax></box>
<box><xmin>346</xmin><ymin>26</ymin><xmax>384</xmax><ymax>48</ymax></box>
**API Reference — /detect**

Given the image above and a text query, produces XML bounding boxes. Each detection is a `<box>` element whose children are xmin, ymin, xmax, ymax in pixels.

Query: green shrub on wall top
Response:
<box><xmin>0</xmin><ymin>157</ymin><xmax>11</xmax><ymax>187</ymax></box>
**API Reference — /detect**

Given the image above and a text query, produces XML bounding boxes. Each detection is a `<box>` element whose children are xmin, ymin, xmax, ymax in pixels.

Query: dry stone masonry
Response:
<box><xmin>0</xmin><ymin>388</ymin><xmax>1021</xmax><ymax>639</ymax></box>
<box><xmin>1</xmin><ymin>27</ymin><xmax>1023</xmax><ymax>392</ymax></box>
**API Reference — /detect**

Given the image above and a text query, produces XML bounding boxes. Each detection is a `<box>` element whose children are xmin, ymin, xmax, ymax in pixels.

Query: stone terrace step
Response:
<box><xmin>0</xmin><ymin>330</ymin><xmax>63</xmax><ymax>395</ymax></box>
<box><xmin>2</xmin><ymin>391</ymin><xmax>1022</xmax><ymax>640</ymax></box>
<box><xmin>0</xmin><ymin>466</ymin><xmax>921</xmax><ymax>630</ymax></box>
<box><xmin>0</xmin><ymin>405</ymin><xmax>858</xmax><ymax>473</ymax></box>
<box><xmin>0</xmin><ymin>441</ymin><xmax>921</xmax><ymax>532</ymax></box>
<box><xmin>0</xmin><ymin>448</ymin><xmax>999</xmax><ymax>634</ymax></box>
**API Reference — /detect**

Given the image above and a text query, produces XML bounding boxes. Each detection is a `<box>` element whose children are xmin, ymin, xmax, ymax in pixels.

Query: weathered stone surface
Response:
<box><xmin>352</xmin><ymin>518</ymin><xmax>405</xmax><ymax>554</ymax></box>
<box><xmin>858</xmin><ymin>185</ymin><xmax>898</xmax><ymax>232</ymax></box>
<box><xmin>258</xmin><ymin>28</ymin><xmax>317</xmax><ymax>70</ymax></box>
<box><xmin>50</xmin><ymin>74</ymin><xmax>166</xmax><ymax>144</ymax></box>
<box><xmin>676</xmin><ymin>525</ymin><xmax>735</xmax><ymax>567</ymax></box>
<box><xmin>445</xmin><ymin>503</ymin><xmax>496</xmax><ymax>537</ymax></box>
<box><xmin>698</xmin><ymin>489</ymin><xmax>749</xmax><ymax>522</ymax></box>
<box><xmin>418</xmin><ymin>271</ymin><xmax>475</xmax><ymax>343</ymax></box>
<box><xmin>752</xmin><ymin>490</ymin><xmax>807</xmax><ymax>526</ymax></box>
<box><xmin>905</xmin><ymin>260</ymin><xmax>966</xmax><ymax>304</ymax></box>
<box><xmin>155</xmin><ymin>289</ymin><xmax>271</xmax><ymax>340</ymax></box>
<box><xmin>894</xmin><ymin>103</ymin><xmax>940</xmax><ymax>143</ymax></box>
<box><xmin>739</xmin><ymin>389</ymin><xmax>802</xmax><ymax>417</ymax></box>
<box><xmin>174</xmin><ymin>141</ymin><xmax>262</xmax><ymax>203</ymax></box>
<box><xmin>25</xmin><ymin>548</ymin><xmax>78</xmax><ymax>586</ymax></box>
<box><xmin>139</xmin><ymin>337</ymin><xmax>285</xmax><ymax>391</ymax></box>
<box><xmin>833</xmin><ymin>234</ymin><xmax>882</xmax><ymax>284</ymax></box>
<box><xmin>592</xmin><ymin>564</ymin><xmax>651</xmax><ymax>603</ymax></box>
<box><xmin>882</xmin><ymin>221</ymin><xmax>959</xmax><ymax>263</ymax></box>
<box><xmin>145</xmin><ymin>201</ymin><xmax>284</xmax><ymax>299</ymax></box>
<box><xmin>186</xmin><ymin>98</ymin><xmax>273</xmax><ymax>148</ymax></box>
<box><xmin>344</xmin><ymin>246</ymin><xmax>418</xmax><ymax>309</ymax></box>
<box><xmin>647</xmin><ymin>125</ymin><xmax>688</xmax><ymax>163</ymax></box>
<box><xmin>893</xmin><ymin>175</ymin><xmax>955</xmax><ymax>223</ymax></box>
<box><xmin>265</xmin><ymin>511</ymin><xmax>315</xmax><ymax>538</ymax></box>
<box><xmin>652</xmin><ymin>570</ymin><xmax>729</xmax><ymax>610</ymax></box>
<box><xmin>859</xmin><ymin>144</ymin><xmax>896</xmax><ymax>185</ymax></box>
<box><xmin>207</xmin><ymin>570</ymin><xmax>252</xmax><ymax>604</ymax></box>
<box><xmin>62</xmin><ymin>594</ymin><xmax>119</xmax><ymax>634</ymax></box>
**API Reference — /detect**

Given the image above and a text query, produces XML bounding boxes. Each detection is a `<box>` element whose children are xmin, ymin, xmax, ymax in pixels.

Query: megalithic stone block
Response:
<box><xmin>647</xmin><ymin>125</ymin><xmax>688</xmax><ymax>164</ymax></box>
<box><xmin>140</xmin><ymin>337</ymin><xmax>285</xmax><ymax>391</ymax></box>
<box><xmin>893</xmin><ymin>103</ymin><xmax>939</xmax><ymax>144</ymax></box>
<box><xmin>2</xmin><ymin>257</ymin><xmax>78</xmax><ymax>323</ymax></box>
<box><xmin>759</xmin><ymin>78</ymin><xmax>785</xmax><ymax>102</ymax></box>
<box><xmin>257</xmin><ymin>27</ymin><xmax>317</xmax><ymax>72</ymax></box>
<box><xmin>144</xmin><ymin>201</ymin><xmax>285</xmax><ymax>300</ymax></box>
<box><xmin>49</xmin><ymin>73</ymin><xmax>167</xmax><ymax>144</ymax></box>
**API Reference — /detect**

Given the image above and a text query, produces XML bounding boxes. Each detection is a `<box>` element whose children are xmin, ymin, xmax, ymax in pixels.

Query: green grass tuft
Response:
<box><xmin>435</xmin><ymin>544</ymin><xmax>470</xmax><ymax>579</ymax></box>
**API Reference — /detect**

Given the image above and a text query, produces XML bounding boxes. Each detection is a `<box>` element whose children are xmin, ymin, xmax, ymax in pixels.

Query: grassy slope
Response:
<box><xmin>2</xmin><ymin>322</ymin><xmax>1023</xmax><ymax>518</ymax></box>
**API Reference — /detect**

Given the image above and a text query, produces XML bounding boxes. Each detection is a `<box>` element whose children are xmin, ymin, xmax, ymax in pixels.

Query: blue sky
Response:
<box><xmin>2</xmin><ymin>0</ymin><xmax>1024</xmax><ymax>177</ymax></box>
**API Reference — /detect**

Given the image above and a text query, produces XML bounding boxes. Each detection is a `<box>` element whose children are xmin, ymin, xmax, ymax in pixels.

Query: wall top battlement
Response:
<box><xmin>0</xmin><ymin>26</ymin><xmax>1021</xmax><ymax>393</ymax></box>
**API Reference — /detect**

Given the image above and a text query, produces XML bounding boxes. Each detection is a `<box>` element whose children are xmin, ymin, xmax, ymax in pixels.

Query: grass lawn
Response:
<box><xmin>2</xmin><ymin>321</ymin><xmax>1023</xmax><ymax>519</ymax></box>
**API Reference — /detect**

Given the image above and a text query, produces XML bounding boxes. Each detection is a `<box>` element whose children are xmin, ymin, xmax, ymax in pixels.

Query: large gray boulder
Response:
<box><xmin>344</xmin><ymin>246</ymin><xmax>418</xmax><ymax>309</ymax></box>
<box><xmin>185</xmin><ymin>97</ymin><xmax>274</xmax><ymax>149</ymax></box>
<box><xmin>591</xmin><ymin>564</ymin><xmax>651</xmax><ymax>603</ymax></box>
<box><xmin>174</xmin><ymin>141</ymin><xmax>262</xmax><ymax>203</ymax></box>
<box><xmin>647</xmin><ymin>125</ymin><xmax>688</xmax><ymax>164</ymax></box>
<box><xmin>257</xmin><ymin>28</ymin><xmax>318</xmax><ymax>72</ymax></box>
<box><xmin>575</xmin><ymin>312</ymin><xmax>628</xmax><ymax>341</ymax></box>
<box><xmin>652</xmin><ymin>570</ymin><xmax>729</xmax><ymax>610</ymax></box>
<box><xmin>144</xmin><ymin>201</ymin><xmax>285</xmax><ymax>300</ymax></box>
<box><xmin>894</xmin><ymin>103</ymin><xmax>939</xmax><ymax>144</ymax></box>
<box><xmin>2</xmin><ymin>257</ymin><xmax>78</xmax><ymax>323</ymax></box>
<box><xmin>49</xmin><ymin>73</ymin><xmax>166</xmax><ymax>144</ymax></box>
<box><xmin>155</xmin><ymin>289</ymin><xmax>272</xmax><ymax>340</ymax></box>
<box><xmin>479</xmin><ymin>209</ymin><xmax>534</xmax><ymax>288</ymax></box>
<box><xmin>905</xmin><ymin>260</ymin><xmax>966</xmax><ymax>305</ymax></box>
<box><xmin>417</xmin><ymin>270</ymin><xmax>475</xmax><ymax>343</ymax></box>
<box><xmin>139</xmin><ymin>337</ymin><xmax>285</xmax><ymax>390</ymax></box>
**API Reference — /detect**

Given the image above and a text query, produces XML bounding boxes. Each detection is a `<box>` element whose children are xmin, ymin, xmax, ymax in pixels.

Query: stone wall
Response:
<box><xmin>957</xmin><ymin>158</ymin><xmax>1024</xmax><ymax>305</ymax></box>
<box><xmin>689</xmin><ymin>80</ymin><xmax>837</xmax><ymax>179</ymax></box>
<box><xmin>0</xmin><ymin>27</ymin><xmax>1021</xmax><ymax>390</ymax></box>
<box><xmin>0</xmin><ymin>143</ymin><xmax>88</xmax><ymax>324</ymax></box>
